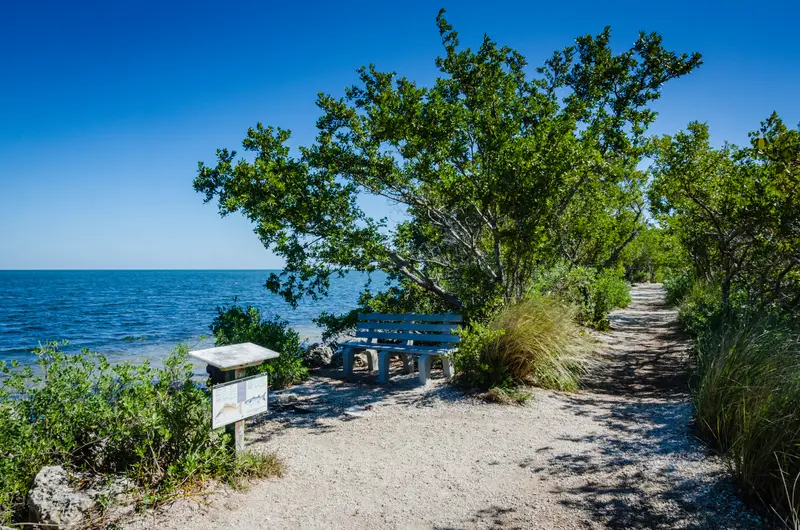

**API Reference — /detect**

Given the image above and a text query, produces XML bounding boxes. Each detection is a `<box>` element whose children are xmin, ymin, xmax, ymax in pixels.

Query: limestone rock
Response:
<box><xmin>27</xmin><ymin>466</ymin><xmax>93</xmax><ymax>528</ymax></box>
<box><xmin>26</xmin><ymin>466</ymin><xmax>134</xmax><ymax>528</ymax></box>
<box><xmin>87</xmin><ymin>475</ymin><xmax>135</xmax><ymax>504</ymax></box>
<box><xmin>303</xmin><ymin>343</ymin><xmax>334</xmax><ymax>367</ymax></box>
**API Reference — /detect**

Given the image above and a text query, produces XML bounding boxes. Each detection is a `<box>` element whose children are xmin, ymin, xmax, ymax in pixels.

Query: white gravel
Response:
<box><xmin>123</xmin><ymin>285</ymin><xmax>764</xmax><ymax>529</ymax></box>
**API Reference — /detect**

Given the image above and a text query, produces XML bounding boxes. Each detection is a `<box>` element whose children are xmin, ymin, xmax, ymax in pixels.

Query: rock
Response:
<box><xmin>26</xmin><ymin>466</ymin><xmax>135</xmax><ymax>529</ymax></box>
<box><xmin>354</xmin><ymin>353</ymin><xmax>367</xmax><ymax>368</ymax></box>
<box><xmin>27</xmin><ymin>466</ymin><xmax>93</xmax><ymax>528</ymax></box>
<box><xmin>87</xmin><ymin>476</ymin><xmax>136</xmax><ymax>504</ymax></box>
<box><xmin>303</xmin><ymin>343</ymin><xmax>334</xmax><ymax>367</ymax></box>
<box><xmin>272</xmin><ymin>392</ymin><xmax>299</xmax><ymax>407</ymax></box>
<box><xmin>329</xmin><ymin>348</ymin><xmax>342</xmax><ymax>367</ymax></box>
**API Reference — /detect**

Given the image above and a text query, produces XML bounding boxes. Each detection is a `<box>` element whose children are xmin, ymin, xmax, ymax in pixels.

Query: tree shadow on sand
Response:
<box><xmin>537</xmin><ymin>394</ymin><xmax>763</xmax><ymax>529</ymax></box>
<box><xmin>246</xmin><ymin>365</ymin><xmax>466</xmax><ymax>442</ymax></box>
<box><xmin>524</xmin><ymin>284</ymin><xmax>765</xmax><ymax>529</ymax></box>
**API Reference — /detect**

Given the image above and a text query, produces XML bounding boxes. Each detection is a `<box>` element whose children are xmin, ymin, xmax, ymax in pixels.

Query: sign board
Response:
<box><xmin>190</xmin><ymin>342</ymin><xmax>280</xmax><ymax>371</ymax></box>
<box><xmin>212</xmin><ymin>373</ymin><xmax>269</xmax><ymax>429</ymax></box>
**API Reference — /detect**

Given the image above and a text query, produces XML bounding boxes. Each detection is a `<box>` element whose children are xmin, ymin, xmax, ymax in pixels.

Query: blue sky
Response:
<box><xmin>1</xmin><ymin>0</ymin><xmax>798</xmax><ymax>269</ymax></box>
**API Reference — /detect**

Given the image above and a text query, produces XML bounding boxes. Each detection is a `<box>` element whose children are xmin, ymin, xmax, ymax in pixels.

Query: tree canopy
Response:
<box><xmin>649</xmin><ymin>113</ymin><xmax>800</xmax><ymax>310</ymax></box>
<box><xmin>195</xmin><ymin>10</ymin><xmax>701</xmax><ymax>315</ymax></box>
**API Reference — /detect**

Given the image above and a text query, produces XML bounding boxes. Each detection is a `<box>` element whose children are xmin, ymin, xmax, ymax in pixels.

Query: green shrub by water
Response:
<box><xmin>455</xmin><ymin>296</ymin><xmax>593</xmax><ymax>392</ymax></box>
<box><xmin>211</xmin><ymin>306</ymin><xmax>309</xmax><ymax>388</ymax></box>
<box><xmin>0</xmin><ymin>343</ymin><xmax>283</xmax><ymax>526</ymax></box>
<box><xmin>693</xmin><ymin>322</ymin><xmax>800</xmax><ymax>522</ymax></box>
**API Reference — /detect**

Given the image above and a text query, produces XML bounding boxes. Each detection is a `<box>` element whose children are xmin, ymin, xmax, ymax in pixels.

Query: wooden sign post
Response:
<box><xmin>190</xmin><ymin>342</ymin><xmax>280</xmax><ymax>452</ymax></box>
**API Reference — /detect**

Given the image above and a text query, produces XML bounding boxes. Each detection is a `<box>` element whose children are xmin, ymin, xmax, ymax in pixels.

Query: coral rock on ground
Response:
<box><xmin>123</xmin><ymin>284</ymin><xmax>763</xmax><ymax>529</ymax></box>
<box><xmin>27</xmin><ymin>466</ymin><xmax>94</xmax><ymax>529</ymax></box>
<box><xmin>304</xmin><ymin>343</ymin><xmax>335</xmax><ymax>368</ymax></box>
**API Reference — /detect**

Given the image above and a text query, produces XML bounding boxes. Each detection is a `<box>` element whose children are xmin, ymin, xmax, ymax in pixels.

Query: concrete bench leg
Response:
<box><xmin>442</xmin><ymin>356</ymin><xmax>454</xmax><ymax>378</ymax></box>
<box><xmin>342</xmin><ymin>348</ymin><xmax>354</xmax><ymax>375</ymax></box>
<box><xmin>365</xmin><ymin>349</ymin><xmax>378</xmax><ymax>373</ymax></box>
<box><xmin>418</xmin><ymin>354</ymin><xmax>433</xmax><ymax>385</ymax></box>
<box><xmin>377</xmin><ymin>351</ymin><xmax>391</xmax><ymax>383</ymax></box>
<box><xmin>401</xmin><ymin>353</ymin><xmax>415</xmax><ymax>374</ymax></box>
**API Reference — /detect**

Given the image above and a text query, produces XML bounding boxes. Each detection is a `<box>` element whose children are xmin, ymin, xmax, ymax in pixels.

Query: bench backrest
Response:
<box><xmin>356</xmin><ymin>313</ymin><xmax>462</xmax><ymax>346</ymax></box>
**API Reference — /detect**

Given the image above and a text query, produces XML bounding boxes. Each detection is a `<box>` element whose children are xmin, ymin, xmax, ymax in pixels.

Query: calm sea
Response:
<box><xmin>0</xmin><ymin>270</ymin><xmax>382</xmax><ymax>370</ymax></box>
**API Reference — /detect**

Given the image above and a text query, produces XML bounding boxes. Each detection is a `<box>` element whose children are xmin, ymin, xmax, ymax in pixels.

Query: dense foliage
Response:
<box><xmin>211</xmin><ymin>306</ymin><xmax>309</xmax><ymax>388</ymax></box>
<box><xmin>650</xmin><ymin>115</ymin><xmax>800</xmax><ymax>313</ymax></box>
<box><xmin>195</xmin><ymin>11</ymin><xmax>699</xmax><ymax>320</ymax></box>
<box><xmin>621</xmin><ymin>226</ymin><xmax>684</xmax><ymax>283</ymax></box>
<box><xmin>455</xmin><ymin>296</ymin><xmax>593</xmax><ymax>391</ymax></box>
<box><xmin>654</xmin><ymin>115</ymin><xmax>800</xmax><ymax>521</ymax></box>
<box><xmin>531</xmin><ymin>264</ymin><xmax>631</xmax><ymax>329</ymax></box>
<box><xmin>0</xmin><ymin>343</ymin><xmax>282</xmax><ymax>526</ymax></box>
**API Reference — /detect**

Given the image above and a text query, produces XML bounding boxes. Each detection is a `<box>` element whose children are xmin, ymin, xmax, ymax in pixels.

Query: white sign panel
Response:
<box><xmin>212</xmin><ymin>373</ymin><xmax>269</xmax><ymax>429</ymax></box>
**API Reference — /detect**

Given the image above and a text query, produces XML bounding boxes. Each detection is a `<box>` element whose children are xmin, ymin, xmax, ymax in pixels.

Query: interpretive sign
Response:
<box><xmin>211</xmin><ymin>373</ymin><xmax>269</xmax><ymax>429</ymax></box>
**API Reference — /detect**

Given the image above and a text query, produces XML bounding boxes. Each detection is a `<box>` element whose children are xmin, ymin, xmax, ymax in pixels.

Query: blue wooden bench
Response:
<box><xmin>340</xmin><ymin>313</ymin><xmax>462</xmax><ymax>385</ymax></box>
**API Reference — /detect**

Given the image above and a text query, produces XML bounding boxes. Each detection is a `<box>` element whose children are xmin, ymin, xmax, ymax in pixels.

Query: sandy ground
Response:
<box><xmin>124</xmin><ymin>284</ymin><xmax>764</xmax><ymax>529</ymax></box>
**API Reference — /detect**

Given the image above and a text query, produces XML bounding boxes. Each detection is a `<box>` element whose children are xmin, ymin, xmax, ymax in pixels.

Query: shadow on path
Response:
<box><xmin>248</xmin><ymin>366</ymin><xmax>466</xmax><ymax>443</ymax></box>
<box><xmin>534</xmin><ymin>284</ymin><xmax>763</xmax><ymax>529</ymax></box>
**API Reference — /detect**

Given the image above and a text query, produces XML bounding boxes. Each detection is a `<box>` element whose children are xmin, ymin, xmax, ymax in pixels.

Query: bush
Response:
<box><xmin>455</xmin><ymin>296</ymin><xmax>593</xmax><ymax>391</ymax></box>
<box><xmin>693</xmin><ymin>321</ymin><xmax>800</xmax><ymax>521</ymax></box>
<box><xmin>211</xmin><ymin>306</ymin><xmax>308</xmax><ymax>389</ymax></box>
<box><xmin>663</xmin><ymin>271</ymin><xmax>693</xmax><ymax>306</ymax></box>
<box><xmin>534</xmin><ymin>265</ymin><xmax>631</xmax><ymax>329</ymax></box>
<box><xmin>0</xmin><ymin>342</ymin><xmax>283</xmax><ymax>526</ymax></box>
<box><xmin>678</xmin><ymin>281</ymin><xmax>725</xmax><ymax>337</ymax></box>
<box><xmin>590</xmin><ymin>270</ymin><xmax>632</xmax><ymax>329</ymax></box>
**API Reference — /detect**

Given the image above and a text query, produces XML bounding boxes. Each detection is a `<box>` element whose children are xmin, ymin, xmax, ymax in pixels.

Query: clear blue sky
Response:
<box><xmin>2</xmin><ymin>0</ymin><xmax>798</xmax><ymax>269</ymax></box>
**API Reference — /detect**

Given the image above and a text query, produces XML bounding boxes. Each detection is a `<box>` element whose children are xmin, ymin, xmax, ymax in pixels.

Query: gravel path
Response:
<box><xmin>124</xmin><ymin>284</ymin><xmax>763</xmax><ymax>529</ymax></box>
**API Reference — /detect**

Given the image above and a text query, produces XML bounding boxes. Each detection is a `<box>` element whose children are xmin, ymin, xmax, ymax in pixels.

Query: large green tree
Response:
<box><xmin>195</xmin><ymin>10</ymin><xmax>700</xmax><ymax>314</ymax></box>
<box><xmin>649</xmin><ymin>113</ymin><xmax>800</xmax><ymax>310</ymax></box>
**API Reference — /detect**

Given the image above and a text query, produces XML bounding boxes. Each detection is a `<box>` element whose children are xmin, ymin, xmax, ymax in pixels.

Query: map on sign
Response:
<box><xmin>211</xmin><ymin>373</ymin><xmax>269</xmax><ymax>429</ymax></box>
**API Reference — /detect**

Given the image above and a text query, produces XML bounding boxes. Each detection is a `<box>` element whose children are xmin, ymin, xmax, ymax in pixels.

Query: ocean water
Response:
<box><xmin>0</xmin><ymin>270</ymin><xmax>383</xmax><ymax>370</ymax></box>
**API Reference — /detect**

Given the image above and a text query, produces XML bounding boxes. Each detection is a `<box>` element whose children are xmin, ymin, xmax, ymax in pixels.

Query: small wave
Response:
<box><xmin>121</xmin><ymin>336</ymin><xmax>148</xmax><ymax>343</ymax></box>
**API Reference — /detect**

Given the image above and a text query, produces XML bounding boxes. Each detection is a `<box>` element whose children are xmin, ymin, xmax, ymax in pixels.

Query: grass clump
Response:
<box><xmin>693</xmin><ymin>321</ymin><xmax>800</xmax><ymax>522</ymax></box>
<box><xmin>0</xmin><ymin>342</ymin><xmax>283</xmax><ymax>526</ymax></box>
<box><xmin>211</xmin><ymin>305</ymin><xmax>309</xmax><ymax>389</ymax></box>
<box><xmin>226</xmin><ymin>451</ymin><xmax>285</xmax><ymax>489</ymax></box>
<box><xmin>483</xmin><ymin>387</ymin><xmax>532</xmax><ymax>405</ymax></box>
<box><xmin>456</xmin><ymin>295</ymin><xmax>594</xmax><ymax>392</ymax></box>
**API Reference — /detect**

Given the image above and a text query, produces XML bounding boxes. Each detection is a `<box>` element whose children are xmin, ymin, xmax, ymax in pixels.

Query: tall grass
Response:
<box><xmin>693</xmin><ymin>321</ymin><xmax>800</xmax><ymax>520</ymax></box>
<box><xmin>456</xmin><ymin>296</ymin><xmax>594</xmax><ymax>391</ymax></box>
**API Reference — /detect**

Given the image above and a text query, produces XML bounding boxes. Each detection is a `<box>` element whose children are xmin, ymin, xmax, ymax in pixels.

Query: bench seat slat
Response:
<box><xmin>340</xmin><ymin>341</ymin><xmax>454</xmax><ymax>355</ymax></box>
<box><xmin>358</xmin><ymin>322</ymin><xmax>458</xmax><ymax>332</ymax></box>
<box><xmin>357</xmin><ymin>313</ymin><xmax>462</xmax><ymax>323</ymax></box>
<box><xmin>354</xmin><ymin>330</ymin><xmax>460</xmax><ymax>343</ymax></box>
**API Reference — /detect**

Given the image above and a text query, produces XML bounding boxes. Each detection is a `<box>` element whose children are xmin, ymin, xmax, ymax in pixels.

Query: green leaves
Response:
<box><xmin>196</xmin><ymin>12</ymin><xmax>700</xmax><ymax>316</ymax></box>
<box><xmin>649</xmin><ymin>115</ymin><xmax>800</xmax><ymax>312</ymax></box>
<box><xmin>210</xmin><ymin>305</ymin><xmax>309</xmax><ymax>388</ymax></box>
<box><xmin>0</xmin><ymin>342</ymin><xmax>278</xmax><ymax>525</ymax></box>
